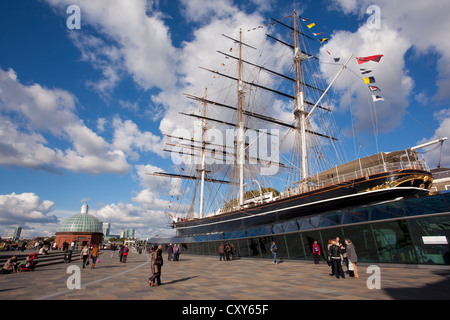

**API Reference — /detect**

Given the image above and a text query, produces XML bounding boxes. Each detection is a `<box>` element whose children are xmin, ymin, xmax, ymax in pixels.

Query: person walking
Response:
<box><xmin>80</xmin><ymin>245</ymin><xmax>90</xmax><ymax>269</ymax></box>
<box><xmin>173</xmin><ymin>244</ymin><xmax>180</xmax><ymax>261</ymax></box>
<box><xmin>270</xmin><ymin>241</ymin><xmax>277</xmax><ymax>264</ymax></box>
<box><xmin>167</xmin><ymin>243</ymin><xmax>173</xmax><ymax>261</ymax></box>
<box><xmin>230</xmin><ymin>243</ymin><xmax>236</xmax><ymax>260</ymax></box>
<box><xmin>119</xmin><ymin>244</ymin><xmax>124</xmax><ymax>262</ymax></box>
<box><xmin>345</xmin><ymin>238</ymin><xmax>359</xmax><ymax>279</ymax></box>
<box><xmin>224</xmin><ymin>242</ymin><xmax>231</xmax><ymax>261</ymax></box>
<box><xmin>218</xmin><ymin>243</ymin><xmax>225</xmax><ymax>261</ymax></box>
<box><xmin>149</xmin><ymin>245</ymin><xmax>163</xmax><ymax>286</ymax></box>
<box><xmin>122</xmin><ymin>245</ymin><xmax>129</xmax><ymax>263</ymax></box>
<box><xmin>312</xmin><ymin>241</ymin><xmax>321</xmax><ymax>264</ymax></box>
<box><xmin>329</xmin><ymin>240</ymin><xmax>345</xmax><ymax>279</ymax></box>
<box><xmin>91</xmin><ymin>244</ymin><xmax>100</xmax><ymax>269</ymax></box>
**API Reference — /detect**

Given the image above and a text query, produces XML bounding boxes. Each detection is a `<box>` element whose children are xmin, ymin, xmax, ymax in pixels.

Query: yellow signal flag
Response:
<box><xmin>307</xmin><ymin>23</ymin><xmax>315</xmax><ymax>28</ymax></box>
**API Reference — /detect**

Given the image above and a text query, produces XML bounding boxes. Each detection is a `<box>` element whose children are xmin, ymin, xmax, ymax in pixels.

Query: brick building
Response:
<box><xmin>54</xmin><ymin>203</ymin><xmax>103</xmax><ymax>250</ymax></box>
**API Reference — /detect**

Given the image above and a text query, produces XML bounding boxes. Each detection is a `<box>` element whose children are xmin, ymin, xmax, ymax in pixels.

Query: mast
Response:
<box><xmin>198</xmin><ymin>88</ymin><xmax>207</xmax><ymax>218</ymax></box>
<box><xmin>292</xmin><ymin>10</ymin><xmax>308</xmax><ymax>183</ymax></box>
<box><xmin>237</xmin><ymin>28</ymin><xmax>245</xmax><ymax>207</ymax></box>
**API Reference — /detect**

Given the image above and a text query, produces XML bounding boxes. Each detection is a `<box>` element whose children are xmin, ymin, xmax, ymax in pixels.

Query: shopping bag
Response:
<box><xmin>348</xmin><ymin>261</ymin><xmax>354</xmax><ymax>271</ymax></box>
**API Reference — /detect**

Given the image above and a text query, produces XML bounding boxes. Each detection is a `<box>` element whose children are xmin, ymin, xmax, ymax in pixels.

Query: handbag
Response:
<box><xmin>348</xmin><ymin>261</ymin><xmax>354</xmax><ymax>271</ymax></box>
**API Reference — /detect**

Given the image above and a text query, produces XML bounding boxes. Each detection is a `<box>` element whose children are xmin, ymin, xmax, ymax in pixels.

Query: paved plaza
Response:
<box><xmin>1</xmin><ymin>249</ymin><xmax>449</xmax><ymax>301</ymax></box>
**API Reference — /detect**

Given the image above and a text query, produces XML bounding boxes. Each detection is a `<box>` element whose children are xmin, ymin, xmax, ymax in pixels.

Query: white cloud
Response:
<box><xmin>112</xmin><ymin>116</ymin><xmax>165</xmax><ymax>160</ymax></box>
<box><xmin>419</xmin><ymin>109</ymin><xmax>450</xmax><ymax>168</ymax></box>
<box><xmin>330</xmin><ymin>0</ymin><xmax>359</xmax><ymax>14</ymax></box>
<box><xmin>320</xmin><ymin>25</ymin><xmax>412</xmax><ymax>134</ymax></box>
<box><xmin>180</xmin><ymin>0</ymin><xmax>238</xmax><ymax>23</ymax></box>
<box><xmin>331</xmin><ymin>0</ymin><xmax>450</xmax><ymax>102</ymax></box>
<box><xmin>46</xmin><ymin>0</ymin><xmax>178</xmax><ymax>92</ymax></box>
<box><xmin>328</xmin><ymin>0</ymin><xmax>450</xmax><ymax>165</ymax></box>
<box><xmin>0</xmin><ymin>193</ymin><xmax>59</xmax><ymax>239</ymax></box>
<box><xmin>0</xmin><ymin>67</ymin><xmax>129</xmax><ymax>174</ymax></box>
<box><xmin>93</xmin><ymin>201</ymin><xmax>173</xmax><ymax>238</ymax></box>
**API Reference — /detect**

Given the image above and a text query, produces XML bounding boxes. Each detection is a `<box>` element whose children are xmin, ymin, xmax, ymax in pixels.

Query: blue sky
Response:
<box><xmin>1</xmin><ymin>0</ymin><xmax>449</xmax><ymax>239</ymax></box>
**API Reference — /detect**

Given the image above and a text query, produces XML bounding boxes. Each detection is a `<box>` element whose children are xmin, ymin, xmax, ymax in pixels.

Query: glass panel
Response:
<box><xmin>320</xmin><ymin>211</ymin><xmax>343</xmax><ymax>227</ymax></box>
<box><xmin>249</xmin><ymin>238</ymin><xmax>261</xmax><ymax>257</ymax></box>
<box><xmin>258</xmin><ymin>236</ymin><xmax>274</xmax><ymax>259</ymax></box>
<box><xmin>284</xmin><ymin>232</ymin><xmax>305</xmax><ymax>260</ymax></box>
<box><xmin>237</xmin><ymin>239</ymin><xmax>250</xmax><ymax>258</ymax></box>
<box><xmin>271</xmin><ymin>235</ymin><xmax>288</xmax><ymax>260</ymax></box>
<box><xmin>284</xmin><ymin>220</ymin><xmax>302</xmax><ymax>233</ymax></box>
<box><xmin>341</xmin><ymin>224</ymin><xmax>379</xmax><ymax>262</ymax></box>
<box><xmin>441</xmin><ymin>192</ymin><xmax>450</xmax><ymax>207</ymax></box>
<box><xmin>404</xmin><ymin>194</ymin><xmax>450</xmax><ymax>216</ymax></box>
<box><xmin>320</xmin><ymin>228</ymin><xmax>345</xmax><ymax>247</ymax></box>
<box><xmin>343</xmin><ymin>207</ymin><xmax>369</xmax><ymax>224</ymax></box>
<box><xmin>228</xmin><ymin>241</ymin><xmax>238</xmax><ymax>260</ymax></box>
<box><xmin>301</xmin><ymin>231</ymin><xmax>322</xmax><ymax>260</ymax></box>
<box><xmin>370</xmin><ymin>201</ymin><xmax>405</xmax><ymax>221</ymax></box>
<box><xmin>189</xmin><ymin>243</ymin><xmax>196</xmax><ymax>255</ymax></box>
<box><xmin>371</xmin><ymin>220</ymin><xmax>417</xmax><ymax>263</ymax></box>
<box><xmin>272</xmin><ymin>223</ymin><xmax>285</xmax><ymax>234</ymax></box>
<box><xmin>208</xmin><ymin>242</ymin><xmax>217</xmax><ymax>256</ymax></box>
<box><xmin>301</xmin><ymin>216</ymin><xmax>321</xmax><ymax>230</ymax></box>
<box><xmin>407</xmin><ymin>215</ymin><xmax>450</xmax><ymax>265</ymax></box>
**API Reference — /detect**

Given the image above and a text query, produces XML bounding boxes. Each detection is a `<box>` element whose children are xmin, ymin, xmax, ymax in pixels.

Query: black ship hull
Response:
<box><xmin>174</xmin><ymin>169</ymin><xmax>432</xmax><ymax>236</ymax></box>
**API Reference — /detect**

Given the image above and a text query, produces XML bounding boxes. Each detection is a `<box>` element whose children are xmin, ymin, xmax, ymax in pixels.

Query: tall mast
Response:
<box><xmin>198</xmin><ymin>87</ymin><xmax>207</xmax><ymax>218</ymax></box>
<box><xmin>237</xmin><ymin>28</ymin><xmax>245</xmax><ymax>207</ymax></box>
<box><xmin>292</xmin><ymin>10</ymin><xmax>308</xmax><ymax>183</ymax></box>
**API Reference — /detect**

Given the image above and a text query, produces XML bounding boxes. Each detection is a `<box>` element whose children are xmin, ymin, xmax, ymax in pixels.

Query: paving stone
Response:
<box><xmin>1</xmin><ymin>250</ymin><xmax>449</xmax><ymax>302</ymax></box>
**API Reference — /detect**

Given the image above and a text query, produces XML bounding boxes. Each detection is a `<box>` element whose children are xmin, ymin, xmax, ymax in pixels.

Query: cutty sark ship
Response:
<box><xmin>149</xmin><ymin>12</ymin><xmax>447</xmax><ymax>237</ymax></box>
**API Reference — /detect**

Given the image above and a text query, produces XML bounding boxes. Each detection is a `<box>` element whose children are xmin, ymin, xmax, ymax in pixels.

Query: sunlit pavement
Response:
<box><xmin>1</xmin><ymin>250</ymin><xmax>449</xmax><ymax>300</ymax></box>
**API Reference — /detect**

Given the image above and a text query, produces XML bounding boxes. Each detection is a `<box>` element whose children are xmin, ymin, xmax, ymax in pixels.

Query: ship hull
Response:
<box><xmin>174</xmin><ymin>169</ymin><xmax>432</xmax><ymax>236</ymax></box>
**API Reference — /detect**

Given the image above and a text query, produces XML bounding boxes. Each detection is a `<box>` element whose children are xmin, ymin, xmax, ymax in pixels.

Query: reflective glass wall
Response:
<box><xmin>151</xmin><ymin>193</ymin><xmax>450</xmax><ymax>265</ymax></box>
<box><xmin>180</xmin><ymin>214</ymin><xmax>450</xmax><ymax>265</ymax></box>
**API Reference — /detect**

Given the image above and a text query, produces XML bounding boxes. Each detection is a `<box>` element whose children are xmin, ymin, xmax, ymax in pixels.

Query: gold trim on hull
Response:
<box><xmin>362</xmin><ymin>174</ymin><xmax>433</xmax><ymax>192</ymax></box>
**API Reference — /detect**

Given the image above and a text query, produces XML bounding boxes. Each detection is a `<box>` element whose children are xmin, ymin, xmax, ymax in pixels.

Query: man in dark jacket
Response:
<box><xmin>329</xmin><ymin>241</ymin><xmax>345</xmax><ymax>279</ymax></box>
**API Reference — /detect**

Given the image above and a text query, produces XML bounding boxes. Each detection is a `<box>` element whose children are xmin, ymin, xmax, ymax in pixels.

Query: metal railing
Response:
<box><xmin>282</xmin><ymin>160</ymin><xmax>430</xmax><ymax>198</ymax></box>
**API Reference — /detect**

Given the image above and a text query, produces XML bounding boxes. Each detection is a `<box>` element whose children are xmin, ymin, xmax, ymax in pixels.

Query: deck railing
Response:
<box><xmin>281</xmin><ymin>160</ymin><xmax>430</xmax><ymax>198</ymax></box>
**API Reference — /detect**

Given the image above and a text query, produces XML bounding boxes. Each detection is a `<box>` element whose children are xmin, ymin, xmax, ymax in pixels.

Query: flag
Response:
<box><xmin>307</xmin><ymin>23</ymin><xmax>315</xmax><ymax>28</ymax></box>
<box><xmin>372</xmin><ymin>95</ymin><xmax>385</xmax><ymax>102</ymax></box>
<box><xmin>301</xmin><ymin>17</ymin><xmax>309</xmax><ymax>21</ymax></box>
<box><xmin>319</xmin><ymin>38</ymin><xmax>328</xmax><ymax>43</ymax></box>
<box><xmin>360</xmin><ymin>68</ymin><xmax>372</xmax><ymax>75</ymax></box>
<box><xmin>356</xmin><ymin>54</ymin><xmax>384</xmax><ymax>64</ymax></box>
<box><xmin>326</xmin><ymin>50</ymin><xmax>331</xmax><ymax>55</ymax></box>
<box><xmin>334</xmin><ymin>57</ymin><xmax>341</xmax><ymax>62</ymax></box>
<box><xmin>312</xmin><ymin>32</ymin><xmax>324</xmax><ymax>36</ymax></box>
<box><xmin>368</xmin><ymin>85</ymin><xmax>380</xmax><ymax>92</ymax></box>
<box><xmin>363</xmin><ymin>76</ymin><xmax>376</xmax><ymax>84</ymax></box>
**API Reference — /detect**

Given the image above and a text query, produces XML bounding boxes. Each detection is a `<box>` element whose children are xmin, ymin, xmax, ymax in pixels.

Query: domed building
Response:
<box><xmin>55</xmin><ymin>203</ymin><xmax>104</xmax><ymax>250</ymax></box>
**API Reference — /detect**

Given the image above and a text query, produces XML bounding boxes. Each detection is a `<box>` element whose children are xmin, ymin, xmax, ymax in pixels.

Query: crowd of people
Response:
<box><xmin>217</xmin><ymin>242</ymin><xmax>237</xmax><ymax>261</ymax></box>
<box><xmin>2</xmin><ymin>237</ymin><xmax>358</xmax><ymax>288</ymax></box>
<box><xmin>325</xmin><ymin>237</ymin><xmax>359</xmax><ymax>279</ymax></box>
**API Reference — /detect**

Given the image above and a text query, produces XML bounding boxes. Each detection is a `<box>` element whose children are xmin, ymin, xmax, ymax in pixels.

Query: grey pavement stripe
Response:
<box><xmin>34</xmin><ymin>253</ymin><xmax>151</xmax><ymax>300</ymax></box>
